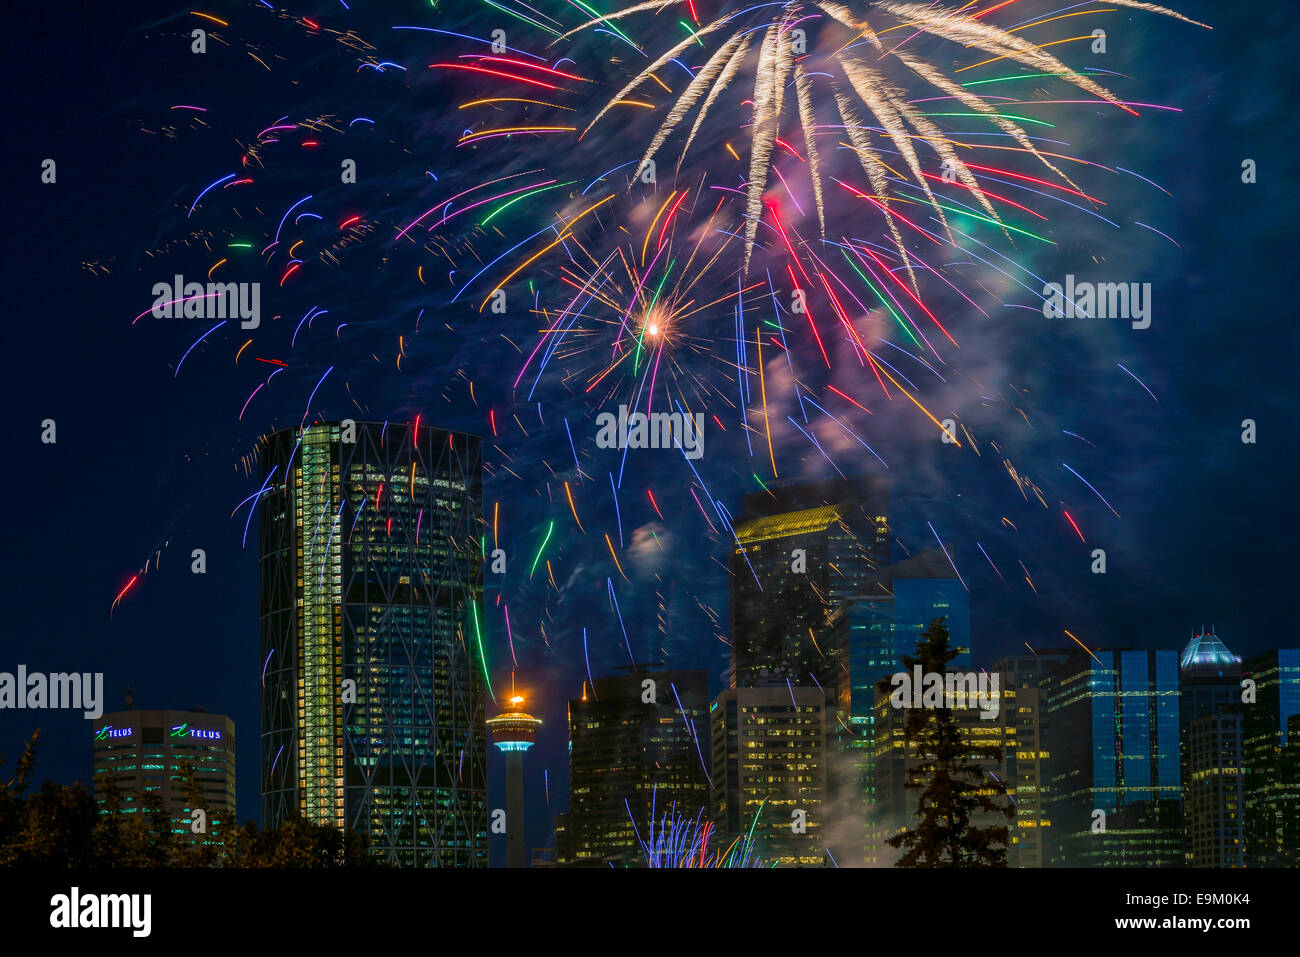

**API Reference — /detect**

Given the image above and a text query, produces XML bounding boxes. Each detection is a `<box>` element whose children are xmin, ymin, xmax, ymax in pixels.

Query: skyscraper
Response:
<box><xmin>1041</xmin><ymin>649</ymin><xmax>1183</xmax><ymax>867</ymax></box>
<box><xmin>92</xmin><ymin>708</ymin><xmax>235</xmax><ymax>850</ymax></box>
<box><xmin>728</xmin><ymin>477</ymin><xmax>889</xmax><ymax>688</ymax></box>
<box><xmin>487</xmin><ymin>686</ymin><xmax>542</xmax><ymax>868</ymax></box>
<box><xmin>1243</xmin><ymin>649</ymin><xmax>1300</xmax><ymax>866</ymax></box>
<box><xmin>1180</xmin><ymin>628</ymin><xmax>1243</xmax><ymax>725</ymax></box>
<box><xmin>259</xmin><ymin>420</ymin><xmax>487</xmax><ymax>867</ymax></box>
<box><xmin>560</xmin><ymin>667</ymin><xmax>709</xmax><ymax>866</ymax></box>
<box><xmin>996</xmin><ymin>651</ymin><xmax>1070</xmax><ymax>867</ymax></box>
<box><xmin>1283</xmin><ymin>714</ymin><xmax>1300</xmax><ymax>865</ymax></box>
<box><xmin>726</xmin><ymin>478</ymin><xmax>886</xmax><ymax>866</ymax></box>
<box><xmin>1178</xmin><ymin>629</ymin><xmax>1244</xmax><ymax>867</ymax></box>
<box><xmin>1184</xmin><ymin>712</ymin><xmax>1245</xmax><ymax>867</ymax></box>
<box><xmin>725</xmin><ymin>476</ymin><xmax>978</xmax><ymax>866</ymax></box>
<box><xmin>838</xmin><ymin>548</ymin><xmax>973</xmax><ymax>717</ymax></box>
<box><xmin>711</xmin><ymin>686</ymin><xmax>829</xmax><ymax>866</ymax></box>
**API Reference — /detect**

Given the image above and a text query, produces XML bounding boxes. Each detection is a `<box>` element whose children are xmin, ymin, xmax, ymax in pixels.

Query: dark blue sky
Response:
<box><xmin>1</xmin><ymin>0</ymin><xmax>1295</xmax><ymax>863</ymax></box>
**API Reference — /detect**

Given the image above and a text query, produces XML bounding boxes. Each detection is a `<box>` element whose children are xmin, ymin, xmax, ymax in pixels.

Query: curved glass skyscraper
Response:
<box><xmin>258</xmin><ymin>420</ymin><xmax>486</xmax><ymax>866</ymax></box>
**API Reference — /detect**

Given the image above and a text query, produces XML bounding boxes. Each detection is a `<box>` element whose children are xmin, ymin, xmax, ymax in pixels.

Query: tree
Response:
<box><xmin>1</xmin><ymin>728</ymin><xmax>381</xmax><ymax>868</ymax></box>
<box><xmin>222</xmin><ymin>815</ymin><xmax>377</xmax><ymax>868</ymax></box>
<box><xmin>0</xmin><ymin>730</ymin><xmax>41</xmax><ymax>852</ymax></box>
<box><xmin>174</xmin><ymin>761</ymin><xmax>221</xmax><ymax>868</ymax></box>
<box><xmin>1</xmin><ymin>730</ymin><xmax>102</xmax><ymax>867</ymax></box>
<box><xmin>877</xmin><ymin>618</ymin><xmax>1013</xmax><ymax>867</ymax></box>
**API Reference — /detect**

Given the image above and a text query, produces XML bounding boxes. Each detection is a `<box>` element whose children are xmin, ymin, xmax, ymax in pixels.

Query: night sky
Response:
<box><xmin>1</xmin><ymin>0</ymin><xmax>1295</xmax><ymax>864</ymax></box>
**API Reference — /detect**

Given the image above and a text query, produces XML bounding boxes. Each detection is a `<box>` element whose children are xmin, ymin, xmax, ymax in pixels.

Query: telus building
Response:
<box><xmin>258</xmin><ymin>420</ymin><xmax>487</xmax><ymax>866</ymax></box>
<box><xmin>92</xmin><ymin>707</ymin><xmax>236</xmax><ymax>850</ymax></box>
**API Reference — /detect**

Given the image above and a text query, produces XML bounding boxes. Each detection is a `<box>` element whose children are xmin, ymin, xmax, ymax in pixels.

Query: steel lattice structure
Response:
<box><xmin>259</xmin><ymin>420</ymin><xmax>487</xmax><ymax>866</ymax></box>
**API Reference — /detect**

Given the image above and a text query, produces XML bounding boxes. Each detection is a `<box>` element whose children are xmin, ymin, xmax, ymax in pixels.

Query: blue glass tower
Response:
<box><xmin>1042</xmin><ymin>649</ymin><xmax>1182</xmax><ymax>866</ymax></box>
<box><xmin>843</xmin><ymin>548</ymin><xmax>971</xmax><ymax>731</ymax></box>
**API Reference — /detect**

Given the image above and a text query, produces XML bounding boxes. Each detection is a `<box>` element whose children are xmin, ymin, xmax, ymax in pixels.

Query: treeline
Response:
<box><xmin>1</xmin><ymin>730</ymin><xmax>380</xmax><ymax>868</ymax></box>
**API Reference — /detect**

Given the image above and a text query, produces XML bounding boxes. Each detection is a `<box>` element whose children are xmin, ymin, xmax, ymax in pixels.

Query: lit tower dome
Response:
<box><xmin>486</xmin><ymin>677</ymin><xmax>542</xmax><ymax>867</ymax></box>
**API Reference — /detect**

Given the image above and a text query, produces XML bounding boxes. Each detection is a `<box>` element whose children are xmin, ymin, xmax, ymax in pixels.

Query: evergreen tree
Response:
<box><xmin>877</xmin><ymin>618</ymin><xmax>1013</xmax><ymax>867</ymax></box>
<box><xmin>0</xmin><ymin>730</ymin><xmax>40</xmax><ymax>853</ymax></box>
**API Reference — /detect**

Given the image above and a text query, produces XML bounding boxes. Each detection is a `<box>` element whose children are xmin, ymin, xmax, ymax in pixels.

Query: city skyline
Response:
<box><xmin>9</xmin><ymin>448</ymin><xmax>1297</xmax><ymax>869</ymax></box>
<box><xmin>58</xmin><ymin>625</ymin><xmax>1298</xmax><ymax>868</ymax></box>
<box><xmin>2</xmin><ymin>0</ymin><xmax>1295</xmax><ymax>879</ymax></box>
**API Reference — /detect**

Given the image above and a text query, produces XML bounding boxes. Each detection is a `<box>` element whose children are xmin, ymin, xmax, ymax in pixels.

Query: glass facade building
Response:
<box><xmin>1042</xmin><ymin>649</ymin><xmax>1182</xmax><ymax>866</ymax></box>
<box><xmin>259</xmin><ymin>421</ymin><xmax>486</xmax><ymax>867</ymax></box>
<box><xmin>1243</xmin><ymin>649</ymin><xmax>1300</xmax><ymax>866</ymax></box>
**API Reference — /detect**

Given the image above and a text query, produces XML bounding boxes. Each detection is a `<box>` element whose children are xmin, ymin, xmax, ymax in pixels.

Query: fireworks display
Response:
<box><xmin>17</xmin><ymin>0</ymin><xmax>1277</xmax><ymax>867</ymax></box>
<box><xmin>635</xmin><ymin>793</ymin><xmax>767</xmax><ymax>867</ymax></box>
<box><xmin>106</xmin><ymin>2</ymin><xmax>1203</xmax><ymax>623</ymax></box>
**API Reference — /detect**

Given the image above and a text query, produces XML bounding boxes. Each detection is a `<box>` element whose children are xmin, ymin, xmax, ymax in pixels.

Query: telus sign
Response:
<box><xmin>170</xmin><ymin>723</ymin><xmax>222</xmax><ymax>741</ymax></box>
<box><xmin>94</xmin><ymin>724</ymin><xmax>223</xmax><ymax>741</ymax></box>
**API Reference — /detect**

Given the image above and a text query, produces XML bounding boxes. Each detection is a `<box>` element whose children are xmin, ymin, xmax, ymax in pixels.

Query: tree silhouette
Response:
<box><xmin>877</xmin><ymin>619</ymin><xmax>1013</xmax><ymax>867</ymax></box>
<box><xmin>173</xmin><ymin>761</ymin><xmax>221</xmax><ymax>868</ymax></box>
<box><xmin>222</xmin><ymin>815</ymin><xmax>377</xmax><ymax>868</ymax></box>
<box><xmin>1</xmin><ymin>729</ymin><xmax>380</xmax><ymax>868</ymax></box>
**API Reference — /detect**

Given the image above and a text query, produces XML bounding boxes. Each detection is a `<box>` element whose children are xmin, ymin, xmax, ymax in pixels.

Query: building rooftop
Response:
<box><xmin>1180</xmin><ymin>629</ymin><xmax>1242</xmax><ymax>672</ymax></box>
<box><xmin>733</xmin><ymin>504</ymin><xmax>847</xmax><ymax>545</ymax></box>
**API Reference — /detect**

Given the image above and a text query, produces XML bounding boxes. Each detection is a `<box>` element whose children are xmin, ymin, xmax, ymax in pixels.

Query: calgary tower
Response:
<box><xmin>486</xmin><ymin>676</ymin><xmax>542</xmax><ymax>867</ymax></box>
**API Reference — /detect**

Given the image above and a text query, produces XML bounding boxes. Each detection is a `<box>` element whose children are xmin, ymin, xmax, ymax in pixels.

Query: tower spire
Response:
<box><xmin>487</xmin><ymin>678</ymin><xmax>542</xmax><ymax>868</ymax></box>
